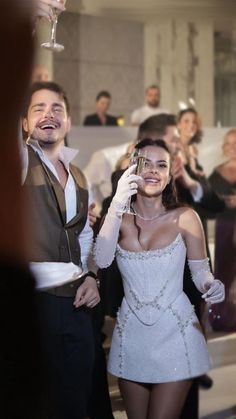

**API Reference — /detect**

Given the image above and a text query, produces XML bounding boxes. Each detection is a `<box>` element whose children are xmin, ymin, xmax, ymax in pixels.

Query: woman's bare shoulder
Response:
<box><xmin>163</xmin><ymin>206</ymin><xmax>200</xmax><ymax>228</ymax></box>
<box><xmin>174</xmin><ymin>207</ymin><xmax>203</xmax><ymax>238</ymax></box>
<box><xmin>169</xmin><ymin>206</ymin><xmax>198</xmax><ymax>219</ymax></box>
<box><xmin>177</xmin><ymin>205</ymin><xmax>198</xmax><ymax>217</ymax></box>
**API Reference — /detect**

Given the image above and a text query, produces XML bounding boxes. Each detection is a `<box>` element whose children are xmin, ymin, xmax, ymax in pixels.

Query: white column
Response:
<box><xmin>194</xmin><ymin>19</ymin><xmax>214</xmax><ymax>126</ymax></box>
<box><xmin>144</xmin><ymin>18</ymin><xmax>214</xmax><ymax>125</ymax></box>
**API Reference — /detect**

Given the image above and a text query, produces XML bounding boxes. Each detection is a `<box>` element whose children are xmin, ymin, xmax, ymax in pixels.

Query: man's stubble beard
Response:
<box><xmin>30</xmin><ymin>130</ymin><xmax>61</xmax><ymax>149</ymax></box>
<box><xmin>37</xmin><ymin>138</ymin><xmax>57</xmax><ymax>149</ymax></box>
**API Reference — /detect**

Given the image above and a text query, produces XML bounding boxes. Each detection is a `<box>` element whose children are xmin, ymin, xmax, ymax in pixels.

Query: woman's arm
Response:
<box><xmin>93</xmin><ymin>206</ymin><xmax>123</xmax><ymax>268</ymax></box>
<box><xmin>179</xmin><ymin>208</ymin><xmax>207</xmax><ymax>260</ymax></box>
<box><xmin>179</xmin><ymin>208</ymin><xmax>225</xmax><ymax>304</ymax></box>
<box><xmin>93</xmin><ymin>165</ymin><xmax>141</xmax><ymax>268</ymax></box>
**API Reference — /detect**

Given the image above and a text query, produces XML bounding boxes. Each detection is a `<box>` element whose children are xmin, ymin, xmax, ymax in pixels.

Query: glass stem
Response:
<box><xmin>124</xmin><ymin>196</ymin><xmax>132</xmax><ymax>213</ymax></box>
<box><xmin>51</xmin><ymin>16</ymin><xmax>58</xmax><ymax>44</ymax></box>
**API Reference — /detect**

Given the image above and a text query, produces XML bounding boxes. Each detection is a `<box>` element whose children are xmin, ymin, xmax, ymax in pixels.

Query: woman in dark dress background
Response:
<box><xmin>208</xmin><ymin>128</ymin><xmax>236</xmax><ymax>332</ymax></box>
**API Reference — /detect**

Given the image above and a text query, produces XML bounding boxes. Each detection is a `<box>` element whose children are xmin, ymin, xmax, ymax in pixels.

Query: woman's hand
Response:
<box><xmin>202</xmin><ymin>279</ymin><xmax>225</xmax><ymax>304</ymax></box>
<box><xmin>112</xmin><ymin>164</ymin><xmax>142</xmax><ymax>213</ymax></box>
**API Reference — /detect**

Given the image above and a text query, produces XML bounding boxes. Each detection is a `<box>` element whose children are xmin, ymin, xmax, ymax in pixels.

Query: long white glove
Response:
<box><xmin>188</xmin><ymin>258</ymin><xmax>225</xmax><ymax>304</ymax></box>
<box><xmin>112</xmin><ymin>164</ymin><xmax>142</xmax><ymax>213</ymax></box>
<box><xmin>94</xmin><ymin>165</ymin><xmax>141</xmax><ymax>268</ymax></box>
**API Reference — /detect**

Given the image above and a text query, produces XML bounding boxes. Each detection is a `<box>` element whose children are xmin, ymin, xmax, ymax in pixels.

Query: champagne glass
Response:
<box><xmin>123</xmin><ymin>149</ymin><xmax>147</xmax><ymax>214</ymax></box>
<box><xmin>41</xmin><ymin>0</ymin><xmax>66</xmax><ymax>52</ymax></box>
<box><xmin>136</xmin><ymin>152</ymin><xmax>147</xmax><ymax>175</ymax></box>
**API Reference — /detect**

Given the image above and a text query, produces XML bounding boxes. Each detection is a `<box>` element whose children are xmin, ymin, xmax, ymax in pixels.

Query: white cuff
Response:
<box><xmin>30</xmin><ymin>262</ymin><xmax>83</xmax><ymax>290</ymax></box>
<box><xmin>191</xmin><ymin>182</ymin><xmax>203</xmax><ymax>202</ymax></box>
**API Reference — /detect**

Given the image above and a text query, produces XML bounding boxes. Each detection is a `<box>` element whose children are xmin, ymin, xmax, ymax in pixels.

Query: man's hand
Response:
<box><xmin>88</xmin><ymin>202</ymin><xmax>97</xmax><ymax>227</ymax></box>
<box><xmin>35</xmin><ymin>0</ymin><xmax>65</xmax><ymax>21</ymax></box>
<box><xmin>73</xmin><ymin>276</ymin><xmax>100</xmax><ymax>308</ymax></box>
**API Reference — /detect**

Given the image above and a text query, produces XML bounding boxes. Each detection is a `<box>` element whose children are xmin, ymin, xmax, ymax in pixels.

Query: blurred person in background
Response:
<box><xmin>208</xmin><ymin>128</ymin><xmax>236</xmax><ymax>332</ymax></box>
<box><xmin>32</xmin><ymin>63</ymin><xmax>50</xmax><ymax>82</ymax></box>
<box><xmin>131</xmin><ymin>85</ymin><xmax>169</xmax><ymax>126</ymax></box>
<box><xmin>176</xmin><ymin>107</ymin><xmax>225</xmax><ymax>246</ymax></box>
<box><xmin>84</xmin><ymin>142</ymin><xmax>132</xmax><ymax>213</ymax></box>
<box><xmin>83</xmin><ymin>90</ymin><xmax>118</xmax><ymax>126</ymax></box>
<box><xmin>176</xmin><ymin>108</ymin><xmax>203</xmax><ymax>175</ymax></box>
<box><xmin>176</xmin><ymin>108</ymin><xmax>225</xmax><ymax>390</ymax></box>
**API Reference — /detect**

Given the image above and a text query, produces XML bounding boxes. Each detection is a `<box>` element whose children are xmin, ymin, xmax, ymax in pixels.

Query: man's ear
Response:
<box><xmin>66</xmin><ymin>116</ymin><xmax>71</xmax><ymax>133</ymax></box>
<box><xmin>22</xmin><ymin>118</ymin><xmax>28</xmax><ymax>134</ymax></box>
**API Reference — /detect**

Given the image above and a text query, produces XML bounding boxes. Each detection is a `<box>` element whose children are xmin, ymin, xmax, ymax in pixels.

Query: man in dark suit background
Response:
<box><xmin>83</xmin><ymin>90</ymin><xmax>118</xmax><ymax>126</ymax></box>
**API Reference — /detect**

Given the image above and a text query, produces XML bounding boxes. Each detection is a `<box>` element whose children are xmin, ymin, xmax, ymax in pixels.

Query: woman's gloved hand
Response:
<box><xmin>202</xmin><ymin>279</ymin><xmax>225</xmax><ymax>304</ymax></box>
<box><xmin>111</xmin><ymin>164</ymin><xmax>142</xmax><ymax>213</ymax></box>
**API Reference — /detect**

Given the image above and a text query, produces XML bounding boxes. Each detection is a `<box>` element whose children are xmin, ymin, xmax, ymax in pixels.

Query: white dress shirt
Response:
<box><xmin>131</xmin><ymin>104</ymin><xmax>169</xmax><ymax>126</ymax></box>
<box><xmin>84</xmin><ymin>142</ymin><xmax>131</xmax><ymax>210</ymax></box>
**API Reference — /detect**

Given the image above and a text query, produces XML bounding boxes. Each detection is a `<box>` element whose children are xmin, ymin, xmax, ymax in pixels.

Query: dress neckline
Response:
<box><xmin>117</xmin><ymin>233</ymin><xmax>184</xmax><ymax>255</ymax></box>
<box><xmin>214</xmin><ymin>168</ymin><xmax>236</xmax><ymax>186</ymax></box>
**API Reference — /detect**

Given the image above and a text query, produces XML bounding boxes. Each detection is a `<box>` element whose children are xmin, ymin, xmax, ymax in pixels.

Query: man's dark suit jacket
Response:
<box><xmin>83</xmin><ymin>113</ymin><xmax>118</xmax><ymax>126</ymax></box>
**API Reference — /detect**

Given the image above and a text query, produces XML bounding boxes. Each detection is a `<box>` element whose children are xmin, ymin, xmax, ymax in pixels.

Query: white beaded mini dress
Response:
<box><xmin>108</xmin><ymin>233</ymin><xmax>211</xmax><ymax>383</ymax></box>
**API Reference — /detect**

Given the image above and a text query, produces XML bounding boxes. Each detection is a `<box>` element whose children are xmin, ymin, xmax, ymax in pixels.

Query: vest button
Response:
<box><xmin>74</xmin><ymin>230</ymin><xmax>79</xmax><ymax>235</ymax></box>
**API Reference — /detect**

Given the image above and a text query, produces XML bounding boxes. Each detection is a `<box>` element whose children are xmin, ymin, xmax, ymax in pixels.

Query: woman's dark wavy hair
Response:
<box><xmin>134</xmin><ymin>138</ymin><xmax>179</xmax><ymax>210</ymax></box>
<box><xmin>177</xmin><ymin>108</ymin><xmax>203</xmax><ymax>144</ymax></box>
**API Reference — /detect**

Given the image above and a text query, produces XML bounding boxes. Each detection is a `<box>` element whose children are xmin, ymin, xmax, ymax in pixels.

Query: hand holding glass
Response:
<box><xmin>41</xmin><ymin>0</ymin><xmax>66</xmax><ymax>52</ymax></box>
<box><xmin>123</xmin><ymin>149</ymin><xmax>147</xmax><ymax>214</ymax></box>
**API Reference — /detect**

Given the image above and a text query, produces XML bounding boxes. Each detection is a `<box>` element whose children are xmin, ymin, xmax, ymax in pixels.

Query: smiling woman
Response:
<box><xmin>94</xmin><ymin>138</ymin><xmax>225</xmax><ymax>419</ymax></box>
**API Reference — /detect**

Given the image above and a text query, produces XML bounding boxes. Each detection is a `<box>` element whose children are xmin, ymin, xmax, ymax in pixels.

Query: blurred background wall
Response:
<box><xmin>35</xmin><ymin>0</ymin><xmax>236</xmax><ymax>127</ymax></box>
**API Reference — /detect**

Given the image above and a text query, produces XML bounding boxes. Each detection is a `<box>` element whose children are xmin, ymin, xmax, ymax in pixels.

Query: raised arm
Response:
<box><xmin>94</xmin><ymin>165</ymin><xmax>141</xmax><ymax>268</ymax></box>
<box><xmin>179</xmin><ymin>209</ymin><xmax>225</xmax><ymax>304</ymax></box>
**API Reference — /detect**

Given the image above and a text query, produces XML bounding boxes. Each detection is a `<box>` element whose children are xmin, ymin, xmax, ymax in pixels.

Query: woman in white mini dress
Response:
<box><xmin>94</xmin><ymin>138</ymin><xmax>224</xmax><ymax>419</ymax></box>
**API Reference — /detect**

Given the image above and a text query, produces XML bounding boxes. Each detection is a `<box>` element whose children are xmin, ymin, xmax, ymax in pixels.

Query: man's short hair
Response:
<box><xmin>137</xmin><ymin>113</ymin><xmax>177</xmax><ymax>141</ymax></box>
<box><xmin>145</xmin><ymin>85</ymin><xmax>160</xmax><ymax>93</ymax></box>
<box><xmin>96</xmin><ymin>90</ymin><xmax>111</xmax><ymax>101</ymax></box>
<box><xmin>22</xmin><ymin>81</ymin><xmax>70</xmax><ymax>116</ymax></box>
